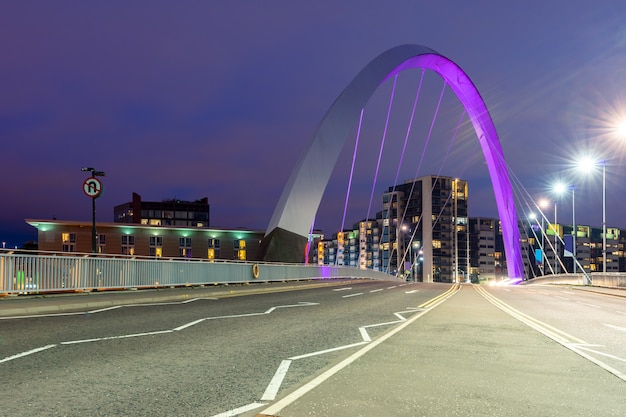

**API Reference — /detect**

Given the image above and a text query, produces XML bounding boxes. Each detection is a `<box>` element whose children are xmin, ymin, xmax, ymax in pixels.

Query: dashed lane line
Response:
<box><xmin>342</xmin><ymin>293</ymin><xmax>363</xmax><ymax>298</ymax></box>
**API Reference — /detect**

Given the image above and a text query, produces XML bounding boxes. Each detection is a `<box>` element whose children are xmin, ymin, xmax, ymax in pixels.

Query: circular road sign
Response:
<box><xmin>83</xmin><ymin>177</ymin><xmax>103</xmax><ymax>198</ymax></box>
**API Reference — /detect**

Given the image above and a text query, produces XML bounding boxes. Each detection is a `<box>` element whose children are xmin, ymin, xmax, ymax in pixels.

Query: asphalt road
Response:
<box><xmin>2</xmin><ymin>281</ymin><xmax>625</xmax><ymax>417</ymax></box>
<box><xmin>1</xmin><ymin>280</ymin><xmax>445</xmax><ymax>416</ymax></box>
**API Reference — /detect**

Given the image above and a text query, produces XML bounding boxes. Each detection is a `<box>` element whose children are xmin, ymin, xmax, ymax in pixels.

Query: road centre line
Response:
<box><xmin>577</xmin><ymin>301</ymin><xmax>601</xmax><ymax>309</ymax></box>
<box><xmin>332</xmin><ymin>287</ymin><xmax>352</xmax><ymax>291</ymax></box>
<box><xmin>477</xmin><ymin>286</ymin><xmax>626</xmax><ymax>383</ymax></box>
<box><xmin>405</xmin><ymin>290</ymin><xmax>419</xmax><ymax>294</ymax></box>
<box><xmin>387</xmin><ymin>285</ymin><xmax>397</xmax><ymax>289</ymax></box>
<box><xmin>476</xmin><ymin>286</ymin><xmax>586</xmax><ymax>346</ymax></box>
<box><xmin>370</xmin><ymin>289</ymin><xmax>384</xmax><ymax>293</ymax></box>
<box><xmin>342</xmin><ymin>293</ymin><xmax>363</xmax><ymax>298</ymax></box>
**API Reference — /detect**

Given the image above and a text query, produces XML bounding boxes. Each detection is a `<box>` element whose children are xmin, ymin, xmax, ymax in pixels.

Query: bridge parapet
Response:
<box><xmin>0</xmin><ymin>252</ymin><xmax>396</xmax><ymax>296</ymax></box>
<box><xmin>524</xmin><ymin>272</ymin><xmax>626</xmax><ymax>288</ymax></box>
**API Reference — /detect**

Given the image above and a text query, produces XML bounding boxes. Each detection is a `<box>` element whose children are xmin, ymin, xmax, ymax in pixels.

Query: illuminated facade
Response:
<box><xmin>525</xmin><ymin>224</ymin><xmax>621</xmax><ymax>277</ymax></box>
<box><xmin>27</xmin><ymin>219</ymin><xmax>262</xmax><ymax>261</ymax></box>
<box><xmin>380</xmin><ymin>176</ymin><xmax>469</xmax><ymax>283</ymax></box>
<box><xmin>114</xmin><ymin>192</ymin><xmax>210</xmax><ymax>228</ymax></box>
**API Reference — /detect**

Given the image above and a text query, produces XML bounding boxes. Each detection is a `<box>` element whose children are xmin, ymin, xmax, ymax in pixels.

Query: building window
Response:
<box><xmin>62</xmin><ymin>232</ymin><xmax>76</xmax><ymax>252</ymax></box>
<box><xmin>179</xmin><ymin>237</ymin><xmax>192</xmax><ymax>258</ymax></box>
<box><xmin>208</xmin><ymin>238</ymin><xmax>220</xmax><ymax>259</ymax></box>
<box><xmin>121</xmin><ymin>235</ymin><xmax>135</xmax><ymax>256</ymax></box>
<box><xmin>150</xmin><ymin>236</ymin><xmax>163</xmax><ymax>257</ymax></box>
<box><xmin>234</xmin><ymin>239</ymin><xmax>246</xmax><ymax>260</ymax></box>
<box><xmin>98</xmin><ymin>234</ymin><xmax>106</xmax><ymax>254</ymax></box>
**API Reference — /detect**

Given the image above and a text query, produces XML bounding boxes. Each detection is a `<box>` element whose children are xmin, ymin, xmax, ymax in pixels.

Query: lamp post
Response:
<box><xmin>81</xmin><ymin>167</ymin><xmax>105</xmax><ymax>253</ymax></box>
<box><xmin>572</xmin><ymin>186</ymin><xmax>576</xmax><ymax>274</ymax></box>
<box><xmin>602</xmin><ymin>161</ymin><xmax>606</xmax><ymax>274</ymax></box>
<box><xmin>553</xmin><ymin>202</ymin><xmax>558</xmax><ymax>274</ymax></box>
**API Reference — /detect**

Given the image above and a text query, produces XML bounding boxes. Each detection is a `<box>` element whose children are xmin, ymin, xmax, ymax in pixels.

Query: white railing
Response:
<box><xmin>0</xmin><ymin>252</ymin><xmax>395</xmax><ymax>295</ymax></box>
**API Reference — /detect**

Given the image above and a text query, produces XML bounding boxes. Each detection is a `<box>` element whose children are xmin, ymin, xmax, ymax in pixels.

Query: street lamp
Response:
<box><xmin>81</xmin><ymin>167</ymin><xmax>105</xmax><ymax>254</ymax></box>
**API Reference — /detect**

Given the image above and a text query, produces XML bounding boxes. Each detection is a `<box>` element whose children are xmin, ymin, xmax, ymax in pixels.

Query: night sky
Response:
<box><xmin>2</xmin><ymin>1</ymin><xmax>626</xmax><ymax>249</ymax></box>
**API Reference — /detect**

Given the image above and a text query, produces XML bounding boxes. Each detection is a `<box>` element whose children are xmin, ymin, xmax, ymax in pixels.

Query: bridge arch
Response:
<box><xmin>262</xmin><ymin>44</ymin><xmax>523</xmax><ymax>280</ymax></box>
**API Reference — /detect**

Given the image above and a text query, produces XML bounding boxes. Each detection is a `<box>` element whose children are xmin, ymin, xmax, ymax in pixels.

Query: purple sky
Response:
<box><xmin>2</xmin><ymin>1</ymin><xmax>626</xmax><ymax>248</ymax></box>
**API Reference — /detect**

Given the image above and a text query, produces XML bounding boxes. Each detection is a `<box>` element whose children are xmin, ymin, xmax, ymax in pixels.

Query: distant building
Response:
<box><xmin>27</xmin><ymin>219</ymin><xmax>263</xmax><ymax>261</ymax></box>
<box><xmin>380</xmin><ymin>176</ymin><xmax>469</xmax><ymax>283</ymax></box>
<box><xmin>114</xmin><ymin>192</ymin><xmax>210</xmax><ymax>228</ymax></box>
<box><xmin>469</xmin><ymin>217</ymin><xmax>505</xmax><ymax>282</ymax></box>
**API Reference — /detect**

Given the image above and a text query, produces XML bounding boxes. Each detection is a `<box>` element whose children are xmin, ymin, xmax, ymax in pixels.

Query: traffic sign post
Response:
<box><xmin>81</xmin><ymin>168</ymin><xmax>105</xmax><ymax>254</ymax></box>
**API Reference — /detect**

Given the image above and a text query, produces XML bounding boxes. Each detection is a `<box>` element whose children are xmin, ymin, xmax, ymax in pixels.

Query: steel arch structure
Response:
<box><xmin>262</xmin><ymin>44</ymin><xmax>523</xmax><ymax>280</ymax></box>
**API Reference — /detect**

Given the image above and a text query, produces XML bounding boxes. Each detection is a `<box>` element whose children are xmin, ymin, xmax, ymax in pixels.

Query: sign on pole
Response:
<box><xmin>83</xmin><ymin>177</ymin><xmax>103</xmax><ymax>199</ymax></box>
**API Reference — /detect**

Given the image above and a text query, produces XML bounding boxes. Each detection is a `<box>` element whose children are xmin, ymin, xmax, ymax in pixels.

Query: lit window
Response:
<box><xmin>179</xmin><ymin>237</ymin><xmax>192</xmax><ymax>258</ymax></box>
<box><xmin>150</xmin><ymin>236</ymin><xmax>163</xmax><ymax>258</ymax></box>
<box><xmin>62</xmin><ymin>233</ymin><xmax>76</xmax><ymax>252</ymax></box>
<box><xmin>208</xmin><ymin>238</ymin><xmax>221</xmax><ymax>259</ymax></box>
<box><xmin>234</xmin><ymin>239</ymin><xmax>246</xmax><ymax>260</ymax></box>
<box><xmin>122</xmin><ymin>235</ymin><xmax>135</xmax><ymax>255</ymax></box>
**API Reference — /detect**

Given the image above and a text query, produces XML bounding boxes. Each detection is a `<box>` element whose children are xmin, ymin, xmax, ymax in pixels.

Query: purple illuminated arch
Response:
<box><xmin>263</xmin><ymin>44</ymin><xmax>523</xmax><ymax>279</ymax></box>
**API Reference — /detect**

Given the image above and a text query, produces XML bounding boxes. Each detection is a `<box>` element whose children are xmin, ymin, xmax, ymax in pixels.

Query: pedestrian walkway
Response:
<box><xmin>256</xmin><ymin>285</ymin><xmax>626</xmax><ymax>417</ymax></box>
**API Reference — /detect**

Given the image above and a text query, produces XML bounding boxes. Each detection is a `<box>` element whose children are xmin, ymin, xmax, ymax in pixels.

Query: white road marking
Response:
<box><xmin>332</xmin><ymin>287</ymin><xmax>352</xmax><ymax>291</ymax></box>
<box><xmin>616</xmin><ymin>311</ymin><xmax>626</xmax><ymax>315</ymax></box>
<box><xmin>605</xmin><ymin>323</ymin><xmax>626</xmax><ymax>332</ymax></box>
<box><xmin>261</xmin><ymin>360</ymin><xmax>292</xmax><ymax>401</ymax></box>
<box><xmin>405</xmin><ymin>290</ymin><xmax>419</xmax><ymax>294</ymax></box>
<box><xmin>554</xmin><ymin>296</ymin><xmax>569</xmax><ymax>301</ymax></box>
<box><xmin>575</xmin><ymin>345</ymin><xmax>626</xmax><ymax>364</ymax></box>
<box><xmin>0</xmin><ymin>297</ymin><xmax>217</xmax><ymax>320</ymax></box>
<box><xmin>387</xmin><ymin>286</ymin><xmax>397</xmax><ymax>289</ymax></box>
<box><xmin>289</xmin><ymin>342</ymin><xmax>369</xmax><ymax>360</ymax></box>
<box><xmin>577</xmin><ymin>301</ymin><xmax>601</xmax><ymax>309</ymax></box>
<box><xmin>174</xmin><ymin>319</ymin><xmax>206</xmax><ymax>331</ymax></box>
<box><xmin>370</xmin><ymin>289</ymin><xmax>384</xmax><ymax>293</ymax></box>
<box><xmin>61</xmin><ymin>330</ymin><xmax>174</xmax><ymax>344</ymax></box>
<box><xmin>359</xmin><ymin>327</ymin><xmax>371</xmax><ymax>342</ymax></box>
<box><xmin>89</xmin><ymin>306</ymin><xmax>123</xmax><ymax>313</ymax></box>
<box><xmin>0</xmin><ymin>344</ymin><xmax>57</xmax><ymax>364</ymax></box>
<box><xmin>342</xmin><ymin>293</ymin><xmax>363</xmax><ymax>298</ymax></box>
<box><xmin>259</xmin><ymin>292</ymin><xmax>454</xmax><ymax>416</ymax></box>
<box><xmin>562</xmin><ymin>291</ymin><xmax>576</xmax><ymax>295</ymax></box>
<box><xmin>210</xmin><ymin>402</ymin><xmax>266</xmax><ymax>417</ymax></box>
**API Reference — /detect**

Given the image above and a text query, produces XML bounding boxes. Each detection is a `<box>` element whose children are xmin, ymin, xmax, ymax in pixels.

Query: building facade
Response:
<box><xmin>27</xmin><ymin>219</ymin><xmax>263</xmax><ymax>261</ymax></box>
<box><xmin>114</xmin><ymin>192</ymin><xmax>210</xmax><ymax>228</ymax></box>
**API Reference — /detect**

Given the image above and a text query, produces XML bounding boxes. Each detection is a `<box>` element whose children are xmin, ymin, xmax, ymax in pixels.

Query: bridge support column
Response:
<box><xmin>261</xmin><ymin>227</ymin><xmax>308</xmax><ymax>263</ymax></box>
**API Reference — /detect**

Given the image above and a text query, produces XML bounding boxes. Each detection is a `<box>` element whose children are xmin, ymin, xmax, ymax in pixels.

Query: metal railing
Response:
<box><xmin>0</xmin><ymin>252</ymin><xmax>395</xmax><ymax>295</ymax></box>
